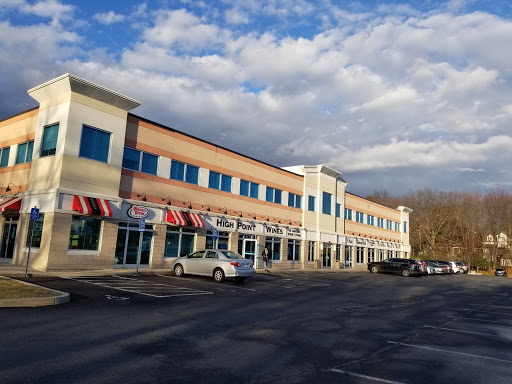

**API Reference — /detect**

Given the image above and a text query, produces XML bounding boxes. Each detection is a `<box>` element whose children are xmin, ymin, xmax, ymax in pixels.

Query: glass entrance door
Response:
<box><xmin>242</xmin><ymin>239</ymin><xmax>256</xmax><ymax>261</ymax></box>
<box><xmin>1</xmin><ymin>220</ymin><xmax>18</xmax><ymax>261</ymax></box>
<box><xmin>115</xmin><ymin>223</ymin><xmax>153</xmax><ymax>268</ymax></box>
<box><xmin>322</xmin><ymin>243</ymin><xmax>331</xmax><ymax>268</ymax></box>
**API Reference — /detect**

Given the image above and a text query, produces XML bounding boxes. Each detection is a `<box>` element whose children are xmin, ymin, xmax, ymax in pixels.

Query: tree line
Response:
<box><xmin>368</xmin><ymin>189</ymin><xmax>512</xmax><ymax>270</ymax></box>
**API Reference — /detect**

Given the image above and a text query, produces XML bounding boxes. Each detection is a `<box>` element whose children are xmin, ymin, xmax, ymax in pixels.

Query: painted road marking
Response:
<box><xmin>423</xmin><ymin>325</ymin><xmax>500</xmax><ymax>337</ymax></box>
<box><xmin>329</xmin><ymin>368</ymin><xmax>406</xmax><ymax>384</ymax></box>
<box><xmin>158</xmin><ymin>275</ymin><xmax>257</xmax><ymax>291</ymax></box>
<box><xmin>65</xmin><ymin>276</ymin><xmax>213</xmax><ymax>298</ymax></box>
<box><xmin>447</xmin><ymin>316</ymin><xmax>512</xmax><ymax>325</ymax></box>
<box><xmin>387</xmin><ymin>341</ymin><xmax>512</xmax><ymax>363</ymax></box>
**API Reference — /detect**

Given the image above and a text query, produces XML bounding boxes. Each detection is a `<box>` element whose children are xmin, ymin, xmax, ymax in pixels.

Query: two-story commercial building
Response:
<box><xmin>0</xmin><ymin>74</ymin><xmax>412</xmax><ymax>272</ymax></box>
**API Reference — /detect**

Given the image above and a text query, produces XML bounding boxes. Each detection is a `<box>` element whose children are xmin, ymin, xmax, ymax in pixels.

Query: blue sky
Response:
<box><xmin>2</xmin><ymin>0</ymin><xmax>512</xmax><ymax>196</ymax></box>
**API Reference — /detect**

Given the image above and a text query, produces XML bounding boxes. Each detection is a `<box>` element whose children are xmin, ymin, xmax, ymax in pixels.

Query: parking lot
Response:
<box><xmin>1</xmin><ymin>271</ymin><xmax>511</xmax><ymax>384</ymax></box>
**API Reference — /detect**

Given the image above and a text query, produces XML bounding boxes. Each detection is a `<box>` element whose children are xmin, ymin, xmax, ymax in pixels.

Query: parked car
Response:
<box><xmin>456</xmin><ymin>261</ymin><xmax>469</xmax><ymax>274</ymax></box>
<box><xmin>448</xmin><ymin>261</ymin><xmax>463</xmax><ymax>274</ymax></box>
<box><xmin>368</xmin><ymin>258</ymin><xmax>423</xmax><ymax>277</ymax></box>
<box><xmin>415</xmin><ymin>260</ymin><xmax>429</xmax><ymax>275</ymax></box>
<box><xmin>425</xmin><ymin>261</ymin><xmax>445</xmax><ymax>275</ymax></box>
<box><xmin>432</xmin><ymin>261</ymin><xmax>454</xmax><ymax>274</ymax></box>
<box><xmin>495</xmin><ymin>268</ymin><xmax>508</xmax><ymax>277</ymax></box>
<box><xmin>170</xmin><ymin>249</ymin><xmax>255</xmax><ymax>282</ymax></box>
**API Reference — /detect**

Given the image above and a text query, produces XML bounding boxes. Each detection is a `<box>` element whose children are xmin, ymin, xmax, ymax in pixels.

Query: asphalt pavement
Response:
<box><xmin>1</xmin><ymin>269</ymin><xmax>511</xmax><ymax>384</ymax></box>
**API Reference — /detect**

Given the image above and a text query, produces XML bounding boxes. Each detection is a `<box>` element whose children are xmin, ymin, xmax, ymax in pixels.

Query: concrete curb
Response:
<box><xmin>0</xmin><ymin>275</ymin><xmax>70</xmax><ymax>308</ymax></box>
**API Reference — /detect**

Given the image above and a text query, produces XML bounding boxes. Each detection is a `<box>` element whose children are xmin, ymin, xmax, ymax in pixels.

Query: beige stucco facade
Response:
<box><xmin>0</xmin><ymin>74</ymin><xmax>412</xmax><ymax>272</ymax></box>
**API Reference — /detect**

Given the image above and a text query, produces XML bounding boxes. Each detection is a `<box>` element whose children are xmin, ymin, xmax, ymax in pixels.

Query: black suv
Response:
<box><xmin>368</xmin><ymin>258</ymin><xmax>423</xmax><ymax>277</ymax></box>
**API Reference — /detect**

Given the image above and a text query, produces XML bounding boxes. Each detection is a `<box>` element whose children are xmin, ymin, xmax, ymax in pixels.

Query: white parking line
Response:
<box><xmin>328</xmin><ymin>368</ymin><xmax>406</xmax><ymax>384</ymax></box>
<box><xmin>157</xmin><ymin>275</ymin><xmax>256</xmax><ymax>291</ymax></box>
<box><xmin>423</xmin><ymin>325</ymin><xmax>499</xmax><ymax>337</ymax></box>
<box><xmin>64</xmin><ymin>276</ymin><xmax>213</xmax><ymax>298</ymax></box>
<box><xmin>387</xmin><ymin>341</ymin><xmax>512</xmax><ymax>363</ymax></box>
<box><xmin>447</xmin><ymin>316</ymin><xmax>512</xmax><ymax>325</ymax></box>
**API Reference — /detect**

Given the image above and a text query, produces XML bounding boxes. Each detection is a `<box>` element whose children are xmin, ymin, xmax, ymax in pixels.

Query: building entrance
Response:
<box><xmin>322</xmin><ymin>243</ymin><xmax>332</xmax><ymax>268</ymax></box>
<box><xmin>238</xmin><ymin>234</ymin><xmax>256</xmax><ymax>262</ymax></box>
<box><xmin>1</xmin><ymin>217</ymin><xmax>18</xmax><ymax>262</ymax></box>
<box><xmin>115</xmin><ymin>222</ymin><xmax>153</xmax><ymax>268</ymax></box>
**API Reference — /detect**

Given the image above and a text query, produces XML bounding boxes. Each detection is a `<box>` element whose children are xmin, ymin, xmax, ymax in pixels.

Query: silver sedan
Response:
<box><xmin>170</xmin><ymin>249</ymin><xmax>255</xmax><ymax>282</ymax></box>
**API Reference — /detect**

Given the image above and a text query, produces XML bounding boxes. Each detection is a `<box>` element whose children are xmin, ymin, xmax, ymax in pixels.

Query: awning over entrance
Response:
<box><xmin>167</xmin><ymin>210</ymin><xmax>205</xmax><ymax>228</ymax></box>
<box><xmin>73</xmin><ymin>195</ymin><xmax>113</xmax><ymax>217</ymax></box>
<box><xmin>0</xmin><ymin>197</ymin><xmax>22</xmax><ymax>211</ymax></box>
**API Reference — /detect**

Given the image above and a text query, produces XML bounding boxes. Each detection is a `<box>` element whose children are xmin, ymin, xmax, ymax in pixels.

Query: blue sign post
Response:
<box><xmin>136</xmin><ymin>219</ymin><xmax>145</xmax><ymax>276</ymax></box>
<box><xmin>213</xmin><ymin>227</ymin><xmax>218</xmax><ymax>240</ymax></box>
<box><xmin>26</xmin><ymin>207</ymin><xmax>40</xmax><ymax>278</ymax></box>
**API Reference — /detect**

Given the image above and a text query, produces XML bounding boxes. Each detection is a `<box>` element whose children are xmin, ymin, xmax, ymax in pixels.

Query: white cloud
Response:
<box><xmin>225</xmin><ymin>8</ymin><xmax>249</xmax><ymax>24</ymax></box>
<box><xmin>94</xmin><ymin>11</ymin><xmax>125</xmax><ymax>25</ymax></box>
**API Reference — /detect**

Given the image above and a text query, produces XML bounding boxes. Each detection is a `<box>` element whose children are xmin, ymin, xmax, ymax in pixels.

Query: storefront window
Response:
<box><xmin>265</xmin><ymin>237</ymin><xmax>281</xmax><ymax>260</ymax></box>
<box><xmin>206</xmin><ymin>230</ymin><xmax>229</xmax><ymax>249</ymax></box>
<box><xmin>69</xmin><ymin>216</ymin><xmax>101</xmax><ymax>250</ymax></box>
<box><xmin>356</xmin><ymin>246</ymin><xmax>364</xmax><ymax>264</ymax></box>
<box><xmin>308</xmin><ymin>241</ymin><xmax>315</xmax><ymax>262</ymax></box>
<box><xmin>287</xmin><ymin>239</ymin><xmax>300</xmax><ymax>261</ymax></box>
<box><xmin>336</xmin><ymin>244</ymin><xmax>341</xmax><ymax>262</ymax></box>
<box><xmin>345</xmin><ymin>245</ymin><xmax>353</xmax><ymax>268</ymax></box>
<box><xmin>164</xmin><ymin>227</ymin><xmax>195</xmax><ymax>257</ymax></box>
<box><xmin>26</xmin><ymin>213</ymin><xmax>44</xmax><ymax>247</ymax></box>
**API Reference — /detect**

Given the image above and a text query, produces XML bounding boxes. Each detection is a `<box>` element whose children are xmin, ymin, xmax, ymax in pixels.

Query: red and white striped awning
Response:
<box><xmin>0</xmin><ymin>197</ymin><xmax>22</xmax><ymax>211</ymax></box>
<box><xmin>72</xmin><ymin>195</ymin><xmax>113</xmax><ymax>217</ymax></box>
<box><xmin>166</xmin><ymin>210</ymin><xmax>204</xmax><ymax>228</ymax></box>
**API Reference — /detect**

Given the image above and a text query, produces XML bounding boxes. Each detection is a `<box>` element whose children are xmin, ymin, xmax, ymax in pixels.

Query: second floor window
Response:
<box><xmin>336</xmin><ymin>203</ymin><xmax>341</xmax><ymax>218</ymax></box>
<box><xmin>377</xmin><ymin>217</ymin><xmax>384</xmax><ymax>228</ymax></box>
<box><xmin>356</xmin><ymin>211</ymin><xmax>364</xmax><ymax>223</ymax></box>
<box><xmin>0</xmin><ymin>147</ymin><xmax>10</xmax><ymax>168</ymax></box>
<box><xmin>345</xmin><ymin>208</ymin><xmax>352</xmax><ymax>220</ymax></box>
<box><xmin>16</xmin><ymin>141</ymin><xmax>34</xmax><ymax>164</ymax></box>
<box><xmin>404</xmin><ymin>221</ymin><xmax>408</xmax><ymax>233</ymax></box>
<box><xmin>308</xmin><ymin>195</ymin><xmax>315</xmax><ymax>211</ymax></box>
<box><xmin>79</xmin><ymin>125</ymin><xmax>111</xmax><ymax>163</ymax></box>
<box><xmin>122</xmin><ymin>147</ymin><xmax>158</xmax><ymax>175</ymax></box>
<box><xmin>266</xmin><ymin>187</ymin><xmax>282</xmax><ymax>204</ymax></box>
<box><xmin>367</xmin><ymin>215</ymin><xmax>375</xmax><ymax>226</ymax></box>
<box><xmin>240</xmin><ymin>180</ymin><xmax>259</xmax><ymax>199</ymax></box>
<box><xmin>170</xmin><ymin>160</ymin><xmax>198</xmax><ymax>184</ymax></box>
<box><xmin>41</xmin><ymin>123</ymin><xmax>59</xmax><ymax>157</ymax></box>
<box><xmin>322</xmin><ymin>192</ymin><xmax>332</xmax><ymax>215</ymax></box>
<box><xmin>288</xmin><ymin>193</ymin><xmax>301</xmax><ymax>209</ymax></box>
<box><xmin>209</xmin><ymin>171</ymin><xmax>232</xmax><ymax>192</ymax></box>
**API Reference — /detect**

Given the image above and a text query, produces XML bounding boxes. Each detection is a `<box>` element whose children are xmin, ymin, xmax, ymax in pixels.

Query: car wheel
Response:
<box><xmin>213</xmin><ymin>268</ymin><xmax>225</xmax><ymax>283</ymax></box>
<box><xmin>235</xmin><ymin>277</ymin><xmax>246</xmax><ymax>282</ymax></box>
<box><xmin>370</xmin><ymin>265</ymin><xmax>380</xmax><ymax>273</ymax></box>
<box><xmin>401</xmin><ymin>268</ymin><xmax>411</xmax><ymax>277</ymax></box>
<box><xmin>174</xmin><ymin>264</ymin><xmax>184</xmax><ymax>277</ymax></box>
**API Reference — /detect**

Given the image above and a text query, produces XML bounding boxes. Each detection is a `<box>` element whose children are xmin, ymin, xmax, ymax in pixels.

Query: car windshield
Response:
<box><xmin>219</xmin><ymin>250</ymin><xmax>244</xmax><ymax>259</ymax></box>
<box><xmin>496</xmin><ymin>268</ymin><xmax>504</xmax><ymax>272</ymax></box>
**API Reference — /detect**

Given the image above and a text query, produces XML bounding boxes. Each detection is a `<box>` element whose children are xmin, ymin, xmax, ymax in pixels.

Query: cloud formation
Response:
<box><xmin>1</xmin><ymin>0</ymin><xmax>512</xmax><ymax>196</ymax></box>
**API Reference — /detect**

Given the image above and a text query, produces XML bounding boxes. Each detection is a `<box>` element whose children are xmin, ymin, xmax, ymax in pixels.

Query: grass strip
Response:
<box><xmin>0</xmin><ymin>278</ymin><xmax>58</xmax><ymax>299</ymax></box>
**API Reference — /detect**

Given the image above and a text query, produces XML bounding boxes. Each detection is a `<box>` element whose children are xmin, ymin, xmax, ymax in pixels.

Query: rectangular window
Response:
<box><xmin>345</xmin><ymin>208</ymin><xmax>352</xmax><ymax>220</ymax></box>
<box><xmin>16</xmin><ymin>141</ymin><xmax>34</xmax><ymax>164</ymax></box>
<box><xmin>206</xmin><ymin>230</ymin><xmax>229</xmax><ymax>250</ymax></box>
<box><xmin>40</xmin><ymin>123</ymin><xmax>59</xmax><ymax>157</ymax></box>
<box><xmin>250</xmin><ymin>182</ymin><xmax>259</xmax><ymax>199</ymax></box>
<box><xmin>308</xmin><ymin>195</ymin><xmax>315</xmax><ymax>212</ymax></box>
<box><xmin>171</xmin><ymin>161</ymin><xmax>198</xmax><ymax>184</ymax></box>
<box><xmin>220</xmin><ymin>174</ymin><xmax>232</xmax><ymax>193</ymax></box>
<box><xmin>287</xmin><ymin>239</ymin><xmax>301</xmax><ymax>261</ymax></box>
<box><xmin>266</xmin><ymin>187</ymin><xmax>282</xmax><ymax>204</ymax></box>
<box><xmin>288</xmin><ymin>193</ymin><xmax>302</xmax><ymax>209</ymax></box>
<box><xmin>386</xmin><ymin>220</ymin><xmax>393</xmax><ymax>230</ymax></box>
<box><xmin>240</xmin><ymin>180</ymin><xmax>259</xmax><ymax>199</ymax></box>
<box><xmin>209</xmin><ymin>171</ymin><xmax>220</xmax><ymax>189</ymax></box>
<box><xmin>357</xmin><ymin>246</ymin><xmax>364</xmax><ymax>264</ymax></box>
<box><xmin>122</xmin><ymin>147</ymin><xmax>158</xmax><ymax>175</ymax></box>
<box><xmin>395</xmin><ymin>222</ymin><xmax>400</xmax><ymax>232</ymax></box>
<box><xmin>265</xmin><ymin>237</ymin><xmax>281</xmax><ymax>261</ymax></box>
<box><xmin>379</xmin><ymin>249</ymin><xmax>385</xmax><ymax>261</ymax></box>
<box><xmin>164</xmin><ymin>227</ymin><xmax>195</xmax><ymax>258</ymax></box>
<box><xmin>335</xmin><ymin>204</ymin><xmax>341</xmax><ymax>218</ymax></box>
<box><xmin>356</xmin><ymin>211</ymin><xmax>364</xmax><ymax>223</ymax></box>
<box><xmin>367</xmin><ymin>215</ymin><xmax>375</xmax><ymax>226</ymax></box>
<box><xmin>0</xmin><ymin>147</ymin><xmax>10</xmax><ymax>168</ymax></box>
<box><xmin>368</xmin><ymin>248</ymin><xmax>375</xmax><ymax>263</ymax></box>
<box><xmin>26</xmin><ymin>213</ymin><xmax>44</xmax><ymax>247</ymax></box>
<box><xmin>240</xmin><ymin>180</ymin><xmax>249</xmax><ymax>196</ymax></box>
<box><xmin>322</xmin><ymin>192</ymin><xmax>332</xmax><ymax>215</ymax></box>
<box><xmin>308</xmin><ymin>241</ymin><xmax>315</xmax><ymax>262</ymax></box>
<box><xmin>68</xmin><ymin>216</ymin><xmax>101</xmax><ymax>250</ymax></box>
<box><xmin>79</xmin><ymin>125</ymin><xmax>110</xmax><ymax>163</ymax></box>
<box><xmin>404</xmin><ymin>221</ymin><xmax>408</xmax><ymax>233</ymax></box>
<box><xmin>377</xmin><ymin>217</ymin><xmax>384</xmax><ymax>228</ymax></box>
